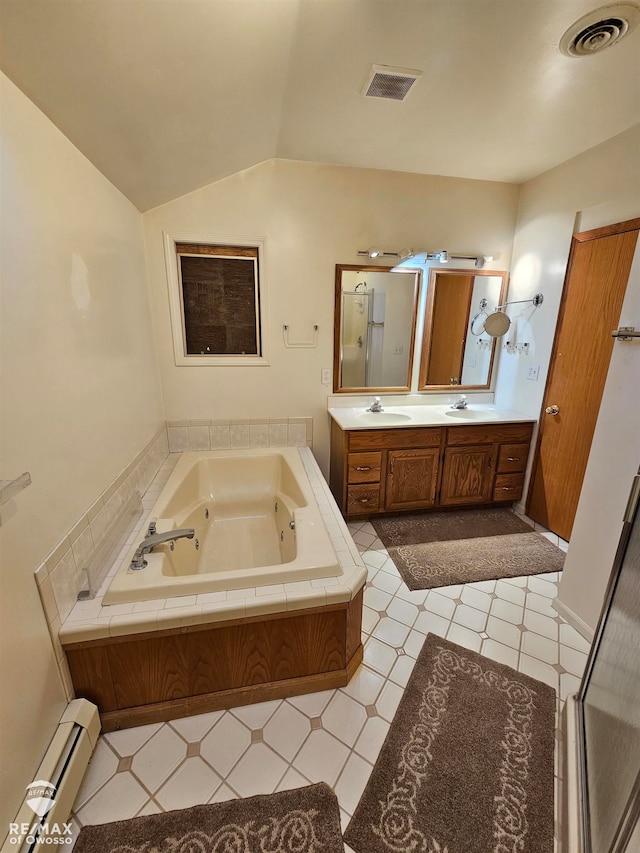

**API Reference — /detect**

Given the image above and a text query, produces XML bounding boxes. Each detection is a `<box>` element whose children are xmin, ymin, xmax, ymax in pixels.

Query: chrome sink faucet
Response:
<box><xmin>450</xmin><ymin>394</ymin><xmax>468</xmax><ymax>410</ymax></box>
<box><xmin>130</xmin><ymin>528</ymin><xmax>195</xmax><ymax>570</ymax></box>
<box><xmin>367</xmin><ymin>396</ymin><xmax>384</xmax><ymax>412</ymax></box>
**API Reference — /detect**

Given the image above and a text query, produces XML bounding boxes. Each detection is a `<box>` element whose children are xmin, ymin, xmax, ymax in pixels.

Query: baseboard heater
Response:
<box><xmin>1</xmin><ymin>699</ymin><xmax>100</xmax><ymax>851</ymax></box>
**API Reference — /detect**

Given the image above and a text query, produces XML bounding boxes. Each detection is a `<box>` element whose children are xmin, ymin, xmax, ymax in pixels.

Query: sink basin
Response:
<box><xmin>356</xmin><ymin>411</ymin><xmax>413</xmax><ymax>425</ymax></box>
<box><xmin>445</xmin><ymin>408</ymin><xmax>495</xmax><ymax>420</ymax></box>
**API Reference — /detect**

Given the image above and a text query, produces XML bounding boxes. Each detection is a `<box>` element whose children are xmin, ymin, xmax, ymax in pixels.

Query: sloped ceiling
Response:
<box><xmin>1</xmin><ymin>0</ymin><xmax>639</xmax><ymax>211</ymax></box>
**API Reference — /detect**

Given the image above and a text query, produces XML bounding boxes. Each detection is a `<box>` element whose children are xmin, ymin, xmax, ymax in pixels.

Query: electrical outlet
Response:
<box><xmin>321</xmin><ymin>368</ymin><xmax>331</xmax><ymax>385</ymax></box>
<box><xmin>393</xmin><ymin>344</ymin><xmax>404</xmax><ymax>355</ymax></box>
<box><xmin>527</xmin><ymin>364</ymin><xmax>540</xmax><ymax>381</ymax></box>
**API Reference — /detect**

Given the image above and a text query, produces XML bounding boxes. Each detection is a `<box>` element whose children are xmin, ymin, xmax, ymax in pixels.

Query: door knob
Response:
<box><xmin>545</xmin><ymin>404</ymin><xmax>560</xmax><ymax>415</ymax></box>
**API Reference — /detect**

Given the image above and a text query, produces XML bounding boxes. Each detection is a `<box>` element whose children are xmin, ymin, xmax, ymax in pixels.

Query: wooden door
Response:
<box><xmin>527</xmin><ymin>219</ymin><xmax>639</xmax><ymax>541</ymax></box>
<box><xmin>440</xmin><ymin>445</ymin><xmax>494</xmax><ymax>506</ymax></box>
<box><xmin>427</xmin><ymin>275</ymin><xmax>474</xmax><ymax>385</ymax></box>
<box><xmin>385</xmin><ymin>449</ymin><xmax>439</xmax><ymax>510</ymax></box>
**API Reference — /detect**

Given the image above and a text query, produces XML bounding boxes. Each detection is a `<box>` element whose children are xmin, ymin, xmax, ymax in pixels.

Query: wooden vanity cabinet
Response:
<box><xmin>439</xmin><ymin>445</ymin><xmax>494</xmax><ymax>506</ymax></box>
<box><xmin>330</xmin><ymin>418</ymin><xmax>533</xmax><ymax>518</ymax></box>
<box><xmin>386</xmin><ymin>448</ymin><xmax>440</xmax><ymax>511</ymax></box>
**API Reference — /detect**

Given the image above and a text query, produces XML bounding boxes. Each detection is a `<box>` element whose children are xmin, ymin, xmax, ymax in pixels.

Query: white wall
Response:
<box><xmin>0</xmin><ymin>75</ymin><xmax>163</xmax><ymax>829</ymax></box>
<box><xmin>495</xmin><ymin>124</ymin><xmax>640</xmax><ymax>633</ymax></box>
<box><xmin>143</xmin><ymin>159</ymin><xmax>520</xmax><ymax>475</ymax></box>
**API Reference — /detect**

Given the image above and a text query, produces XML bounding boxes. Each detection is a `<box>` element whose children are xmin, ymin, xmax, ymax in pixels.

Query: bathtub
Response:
<box><xmin>102</xmin><ymin>448</ymin><xmax>343</xmax><ymax>605</ymax></box>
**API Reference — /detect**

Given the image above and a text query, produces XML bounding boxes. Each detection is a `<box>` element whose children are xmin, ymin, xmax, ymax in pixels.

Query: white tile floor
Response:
<box><xmin>68</xmin><ymin>518</ymin><xmax>589</xmax><ymax>852</ymax></box>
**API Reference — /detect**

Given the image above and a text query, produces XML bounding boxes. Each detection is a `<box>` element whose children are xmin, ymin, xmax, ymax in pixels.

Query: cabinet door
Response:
<box><xmin>385</xmin><ymin>449</ymin><xmax>440</xmax><ymax>511</ymax></box>
<box><xmin>440</xmin><ymin>445</ymin><xmax>494</xmax><ymax>506</ymax></box>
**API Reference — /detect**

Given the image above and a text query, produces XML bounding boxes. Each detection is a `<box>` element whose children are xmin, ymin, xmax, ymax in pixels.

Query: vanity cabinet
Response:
<box><xmin>330</xmin><ymin>418</ymin><xmax>533</xmax><ymax>518</ymax></box>
<box><xmin>386</xmin><ymin>449</ymin><xmax>440</xmax><ymax>511</ymax></box>
<box><xmin>439</xmin><ymin>445</ymin><xmax>494</xmax><ymax>506</ymax></box>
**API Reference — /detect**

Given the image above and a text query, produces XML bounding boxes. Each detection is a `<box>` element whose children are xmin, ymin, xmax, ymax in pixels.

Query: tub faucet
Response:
<box><xmin>130</xmin><ymin>528</ymin><xmax>195</xmax><ymax>570</ymax></box>
<box><xmin>450</xmin><ymin>394</ymin><xmax>468</xmax><ymax>410</ymax></box>
<box><xmin>367</xmin><ymin>396</ymin><xmax>384</xmax><ymax>412</ymax></box>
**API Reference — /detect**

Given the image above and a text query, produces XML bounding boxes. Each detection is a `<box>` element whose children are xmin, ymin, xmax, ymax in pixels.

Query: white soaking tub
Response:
<box><xmin>102</xmin><ymin>448</ymin><xmax>343</xmax><ymax>605</ymax></box>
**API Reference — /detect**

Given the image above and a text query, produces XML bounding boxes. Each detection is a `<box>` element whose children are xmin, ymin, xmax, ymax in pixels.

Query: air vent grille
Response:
<box><xmin>361</xmin><ymin>65</ymin><xmax>422</xmax><ymax>101</ymax></box>
<box><xmin>560</xmin><ymin>3</ymin><xmax>640</xmax><ymax>56</ymax></box>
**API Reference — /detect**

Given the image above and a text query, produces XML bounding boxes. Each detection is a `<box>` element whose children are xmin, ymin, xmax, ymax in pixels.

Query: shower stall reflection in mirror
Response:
<box><xmin>573</xmin><ymin>468</ymin><xmax>640</xmax><ymax>853</ymax></box>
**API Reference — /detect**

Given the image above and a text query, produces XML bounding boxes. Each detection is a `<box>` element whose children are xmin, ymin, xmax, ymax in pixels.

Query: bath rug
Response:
<box><xmin>73</xmin><ymin>782</ymin><xmax>344</xmax><ymax>853</ymax></box>
<box><xmin>371</xmin><ymin>508</ymin><xmax>565</xmax><ymax>589</ymax></box>
<box><xmin>344</xmin><ymin>634</ymin><xmax>555</xmax><ymax>853</ymax></box>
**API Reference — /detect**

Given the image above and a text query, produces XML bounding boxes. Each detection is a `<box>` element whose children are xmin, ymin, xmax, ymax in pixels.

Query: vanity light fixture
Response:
<box><xmin>357</xmin><ymin>247</ymin><xmax>403</xmax><ymax>259</ymax></box>
<box><xmin>358</xmin><ymin>248</ymin><xmax>495</xmax><ymax>266</ymax></box>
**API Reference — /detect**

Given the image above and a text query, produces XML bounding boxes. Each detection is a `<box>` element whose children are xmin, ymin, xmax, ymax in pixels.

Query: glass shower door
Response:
<box><xmin>578</xmin><ymin>470</ymin><xmax>640</xmax><ymax>852</ymax></box>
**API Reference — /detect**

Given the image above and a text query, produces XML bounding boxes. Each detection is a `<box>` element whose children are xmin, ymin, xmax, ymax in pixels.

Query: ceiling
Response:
<box><xmin>1</xmin><ymin>0</ymin><xmax>639</xmax><ymax>211</ymax></box>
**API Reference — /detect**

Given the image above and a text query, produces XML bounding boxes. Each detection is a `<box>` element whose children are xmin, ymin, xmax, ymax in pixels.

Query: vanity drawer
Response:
<box><xmin>446</xmin><ymin>423</ymin><xmax>533</xmax><ymax>446</ymax></box>
<box><xmin>347</xmin><ymin>452</ymin><xmax>382</xmax><ymax>484</ymax></box>
<box><xmin>497</xmin><ymin>444</ymin><xmax>529</xmax><ymax>473</ymax></box>
<box><xmin>493</xmin><ymin>473</ymin><xmax>525</xmax><ymax>502</ymax></box>
<box><xmin>347</xmin><ymin>484</ymin><xmax>381</xmax><ymax>514</ymax></box>
<box><xmin>349</xmin><ymin>427</ymin><xmax>442</xmax><ymax>451</ymax></box>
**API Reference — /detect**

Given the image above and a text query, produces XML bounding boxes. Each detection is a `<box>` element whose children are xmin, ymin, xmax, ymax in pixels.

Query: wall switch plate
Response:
<box><xmin>527</xmin><ymin>364</ymin><xmax>540</xmax><ymax>381</ymax></box>
<box><xmin>321</xmin><ymin>368</ymin><xmax>331</xmax><ymax>385</ymax></box>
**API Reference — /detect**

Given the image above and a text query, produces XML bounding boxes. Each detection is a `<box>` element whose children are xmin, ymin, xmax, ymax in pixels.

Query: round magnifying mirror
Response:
<box><xmin>484</xmin><ymin>311</ymin><xmax>511</xmax><ymax>337</ymax></box>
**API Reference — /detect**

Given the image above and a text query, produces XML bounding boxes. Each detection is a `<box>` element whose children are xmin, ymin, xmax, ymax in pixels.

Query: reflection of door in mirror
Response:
<box><xmin>426</xmin><ymin>274</ymin><xmax>474</xmax><ymax>385</ymax></box>
<box><xmin>334</xmin><ymin>266</ymin><xmax>420</xmax><ymax>392</ymax></box>
<box><xmin>419</xmin><ymin>268</ymin><xmax>507</xmax><ymax>391</ymax></box>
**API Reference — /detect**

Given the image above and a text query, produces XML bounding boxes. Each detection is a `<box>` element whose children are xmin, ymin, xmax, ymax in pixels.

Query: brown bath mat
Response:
<box><xmin>372</xmin><ymin>508</ymin><xmax>565</xmax><ymax>589</ymax></box>
<box><xmin>73</xmin><ymin>782</ymin><xmax>344</xmax><ymax>853</ymax></box>
<box><xmin>344</xmin><ymin>634</ymin><xmax>556</xmax><ymax>853</ymax></box>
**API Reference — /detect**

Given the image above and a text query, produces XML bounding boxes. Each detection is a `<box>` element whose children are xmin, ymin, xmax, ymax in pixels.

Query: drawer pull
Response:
<box><xmin>357</xmin><ymin>497</ymin><xmax>370</xmax><ymax>504</ymax></box>
<box><xmin>501</xmin><ymin>487</ymin><xmax>514</xmax><ymax>491</ymax></box>
<box><xmin>355</xmin><ymin>466</ymin><xmax>373</xmax><ymax>471</ymax></box>
<box><xmin>506</xmin><ymin>457</ymin><xmax>520</xmax><ymax>462</ymax></box>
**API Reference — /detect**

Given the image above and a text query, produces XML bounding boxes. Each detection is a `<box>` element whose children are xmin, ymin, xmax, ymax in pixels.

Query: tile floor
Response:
<box><xmin>68</xmin><ymin>518</ymin><xmax>589</xmax><ymax>852</ymax></box>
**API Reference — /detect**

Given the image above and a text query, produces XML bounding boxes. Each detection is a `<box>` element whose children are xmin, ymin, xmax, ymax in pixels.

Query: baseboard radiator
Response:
<box><xmin>1</xmin><ymin>699</ymin><xmax>100</xmax><ymax>851</ymax></box>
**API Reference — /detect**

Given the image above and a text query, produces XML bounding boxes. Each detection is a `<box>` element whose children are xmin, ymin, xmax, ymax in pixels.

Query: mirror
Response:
<box><xmin>333</xmin><ymin>265</ymin><xmax>420</xmax><ymax>392</ymax></box>
<box><xmin>418</xmin><ymin>268</ymin><xmax>508</xmax><ymax>389</ymax></box>
<box><xmin>484</xmin><ymin>311</ymin><xmax>511</xmax><ymax>337</ymax></box>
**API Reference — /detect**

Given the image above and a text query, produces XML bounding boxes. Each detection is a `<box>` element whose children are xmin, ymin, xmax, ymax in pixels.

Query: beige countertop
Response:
<box><xmin>328</xmin><ymin>403</ymin><xmax>536</xmax><ymax>431</ymax></box>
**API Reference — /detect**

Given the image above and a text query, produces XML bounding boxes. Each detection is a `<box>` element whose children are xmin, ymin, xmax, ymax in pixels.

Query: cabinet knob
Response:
<box><xmin>545</xmin><ymin>404</ymin><xmax>560</xmax><ymax>416</ymax></box>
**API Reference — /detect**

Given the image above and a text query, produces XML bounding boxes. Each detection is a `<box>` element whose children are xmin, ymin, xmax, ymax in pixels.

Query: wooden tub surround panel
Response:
<box><xmin>65</xmin><ymin>591</ymin><xmax>364</xmax><ymax>731</ymax></box>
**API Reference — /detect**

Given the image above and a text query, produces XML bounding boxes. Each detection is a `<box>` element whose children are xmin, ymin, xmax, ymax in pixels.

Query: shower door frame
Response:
<box><xmin>575</xmin><ymin>469</ymin><xmax>640</xmax><ymax>853</ymax></box>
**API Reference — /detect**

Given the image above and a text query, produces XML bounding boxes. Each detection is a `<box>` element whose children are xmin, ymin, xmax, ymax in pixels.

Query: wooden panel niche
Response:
<box><xmin>65</xmin><ymin>592</ymin><xmax>364</xmax><ymax>732</ymax></box>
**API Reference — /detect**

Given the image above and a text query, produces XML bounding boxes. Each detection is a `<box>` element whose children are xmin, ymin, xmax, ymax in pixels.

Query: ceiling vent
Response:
<box><xmin>361</xmin><ymin>64</ymin><xmax>423</xmax><ymax>101</ymax></box>
<box><xmin>560</xmin><ymin>3</ymin><xmax>640</xmax><ymax>56</ymax></box>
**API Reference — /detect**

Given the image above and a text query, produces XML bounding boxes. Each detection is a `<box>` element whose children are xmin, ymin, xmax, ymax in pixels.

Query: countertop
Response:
<box><xmin>328</xmin><ymin>403</ymin><xmax>536</xmax><ymax>431</ymax></box>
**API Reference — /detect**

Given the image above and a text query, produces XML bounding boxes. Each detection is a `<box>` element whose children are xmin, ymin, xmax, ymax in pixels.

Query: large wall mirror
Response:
<box><xmin>333</xmin><ymin>265</ymin><xmax>420</xmax><ymax>392</ymax></box>
<box><xmin>418</xmin><ymin>268</ymin><xmax>508</xmax><ymax>390</ymax></box>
